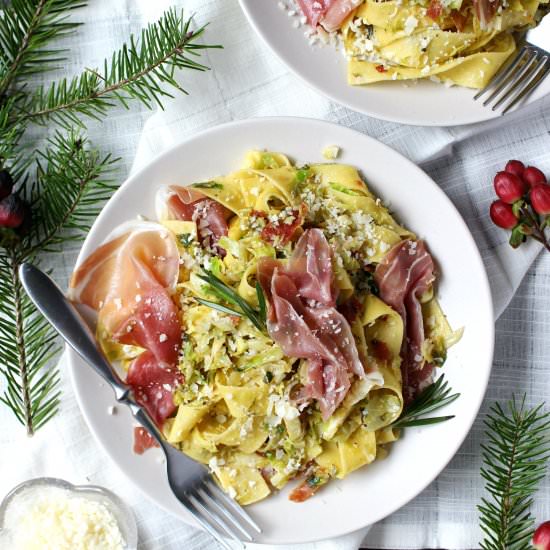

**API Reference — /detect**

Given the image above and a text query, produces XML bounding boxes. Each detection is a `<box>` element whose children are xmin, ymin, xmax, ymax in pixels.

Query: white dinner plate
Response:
<box><xmin>68</xmin><ymin>117</ymin><xmax>494</xmax><ymax>544</ymax></box>
<box><xmin>239</xmin><ymin>1</ymin><xmax>550</xmax><ymax>126</ymax></box>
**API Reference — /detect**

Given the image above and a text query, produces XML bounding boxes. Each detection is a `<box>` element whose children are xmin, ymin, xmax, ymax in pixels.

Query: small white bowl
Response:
<box><xmin>0</xmin><ymin>478</ymin><xmax>137</xmax><ymax>550</ymax></box>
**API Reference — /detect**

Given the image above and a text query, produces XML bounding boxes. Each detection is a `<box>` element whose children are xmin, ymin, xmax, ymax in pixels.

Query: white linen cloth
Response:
<box><xmin>1</xmin><ymin>1</ymin><xmax>549</xmax><ymax>549</ymax></box>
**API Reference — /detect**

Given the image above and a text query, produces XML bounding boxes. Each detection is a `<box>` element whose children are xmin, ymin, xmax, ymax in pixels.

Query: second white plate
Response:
<box><xmin>239</xmin><ymin>1</ymin><xmax>550</xmax><ymax>126</ymax></box>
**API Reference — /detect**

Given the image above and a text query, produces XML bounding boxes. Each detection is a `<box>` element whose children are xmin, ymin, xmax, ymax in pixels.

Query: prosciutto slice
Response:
<box><xmin>258</xmin><ymin>229</ymin><xmax>365</xmax><ymax>419</ymax></box>
<box><xmin>70</xmin><ymin>222</ymin><xmax>182</xmax><ymax>425</ymax></box>
<box><xmin>473</xmin><ymin>0</ymin><xmax>500</xmax><ymax>27</ymax></box>
<box><xmin>161</xmin><ymin>186</ymin><xmax>230</xmax><ymax>249</ymax></box>
<box><xmin>297</xmin><ymin>0</ymin><xmax>361</xmax><ymax>32</ymax></box>
<box><xmin>127</xmin><ymin>351</ymin><xmax>181</xmax><ymax>425</ymax></box>
<box><xmin>374</xmin><ymin>240</ymin><xmax>435</xmax><ymax>402</ymax></box>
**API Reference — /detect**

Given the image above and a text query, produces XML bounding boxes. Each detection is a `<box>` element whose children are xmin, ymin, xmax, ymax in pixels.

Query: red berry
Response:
<box><xmin>523</xmin><ymin>166</ymin><xmax>546</xmax><ymax>187</ymax></box>
<box><xmin>530</xmin><ymin>184</ymin><xmax>550</xmax><ymax>215</ymax></box>
<box><xmin>0</xmin><ymin>195</ymin><xmax>25</xmax><ymax>228</ymax></box>
<box><xmin>533</xmin><ymin>521</ymin><xmax>550</xmax><ymax>550</ymax></box>
<box><xmin>504</xmin><ymin>160</ymin><xmax>525</xmax><ymax>178</ymax></box>
<box><xmin>490</xmin><ymin>200</ymin><xmax>518</xmax><ymax>229</ymax></box>
<box><xmin>0</xmin><ymin>170</ymin><xmax>13</xmax><ymax>200</ymax></box>
<box><xmin>493</xmin><ymin>171</ymin><xmax>527</xmax><ymax>203</ymax></box>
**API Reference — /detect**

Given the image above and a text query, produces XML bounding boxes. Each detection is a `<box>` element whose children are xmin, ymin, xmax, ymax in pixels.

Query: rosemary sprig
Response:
<box><xmin>392</xmin><ymin>375</ymin><xmax>460</xmax><ymax>429</ymax></box>
<box><xmin>197</xmin><ymin>270</ymin><xmax>267</xmax><ymax>332</ymax></box>
<box><xmin>478</xmin><ymin>396</ymin><xmax>550</xmax><ymax>550</ymax></box>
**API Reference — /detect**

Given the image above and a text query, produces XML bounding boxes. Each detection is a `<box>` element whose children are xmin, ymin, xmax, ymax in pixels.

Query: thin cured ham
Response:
<box><xmin>473</xmin><ymin>0</ymin><xmax>500</xmax><ymax>27</ymax></box>
<box><xmin>160</xmin><ymin>186</ymin><xmax>230</xmax><ymax>250</ymax></box>
<box><xmin>374</xmin><ymin>240</ymin><xmax>435</xmax><ymax>402</ymax></box>
<box><xmin>70</xmin><ymin>221</ymin><xmax>182</xmax><ymax>426</ymax></box>
<box><xmin>127</xmin><ymin>351</ymin><xmax>182</xmax><ymax>425</ymax></box>
<box><xmin>297</xmin><ymin>0</ymin><xmax>361</xmax><ymax>32</ymax></box>
<box><xmin>258</xmin><ymin>229</ymin><xmax>365</xmax><ymax>419</ymax></box>
<box><xmin>322</xmin><ymin>0</ymin><xmax>363</xmax><ymax>31</ymax></box>
<box><xmin>296</xmin><ymin>0</ymin><xmax>328</xmax><ymax>27</ymax></box>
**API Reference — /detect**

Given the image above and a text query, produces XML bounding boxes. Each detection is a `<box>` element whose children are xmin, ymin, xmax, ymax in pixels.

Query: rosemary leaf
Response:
<box><xmin>391</xmin><ymin>375</ymin><xmax>460</xmax><ymax>430</ymax></box>
<box><xmin>393</xmin><ymin>415</ymin><xmax>455</xmax><ymax>429</ymax></box>
<box><xmin>256</xmin><ymin>281</ymin><xmax>267</xmax><ymax>326</ymax></box>
<box><xmin>195</xmin><ymin>298</ymin><xmax>243</xmax><ymax>318</ymax></box>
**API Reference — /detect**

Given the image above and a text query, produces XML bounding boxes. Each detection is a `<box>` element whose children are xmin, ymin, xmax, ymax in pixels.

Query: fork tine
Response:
<box><xmin>474</xmin><ymin>47</ymin><xmax>528</xmax><ymax>100</ymax></box>
<box><xmin>190</xmin><ymin>492</ymin><xmax>246</xmax><ymax>549</ymax></box>
<box><xmin>199</xmin><ymin>485</ymin><xmax>254</xmax><ymax>541</ymax></box>
<box><xmin>483</xmin><ymin>49</ymin><xmax>538</xmax><ymax>106</ymax></box>
<box><xmin>491</xmin><ymin>52</ymin><xmax>543</xmax><ymax>110</ymax></box>
<box><xmin>179</xmin><ymin>495</ymin><xmax>236</xmax><ymax>550</ymax></box>
<box><xmin>205</xmin><ymin>478</ymin><xmax>262</xmax><ymax>534</ymax></box>
<box><xmin>501</xmin><ymin>56</ymin><xmax>550</xmax><ymax>114</ymax></box>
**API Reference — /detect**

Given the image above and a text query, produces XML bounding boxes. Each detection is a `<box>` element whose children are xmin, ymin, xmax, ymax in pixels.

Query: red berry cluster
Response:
<box><xmin>0</xmin><ymin>170</ymin><xmax>27</xmax><ymax>229</ymax></box>
<box><xmin>489</xmin><ymin>160</ymin><xmax>550</xmax><ymax>251</ymax></box>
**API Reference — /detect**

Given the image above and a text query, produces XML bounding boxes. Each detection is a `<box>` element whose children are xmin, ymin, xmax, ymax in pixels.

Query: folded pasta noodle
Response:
<box><xmin>71</xmin><ymin>150</ymin><xmax>461</xmax><ymax>505</ymax></box>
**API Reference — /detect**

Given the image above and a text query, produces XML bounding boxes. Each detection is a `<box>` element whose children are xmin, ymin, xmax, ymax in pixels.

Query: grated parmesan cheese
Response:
<box><xmin>0</xmin><ymin>486</ymin><xmax>125</xmax><ymax>550</ymax></box>
<box><xmin>322</xmin><ymin>145</ymin><xmax>341</xmax><ymax>160</ymax></box>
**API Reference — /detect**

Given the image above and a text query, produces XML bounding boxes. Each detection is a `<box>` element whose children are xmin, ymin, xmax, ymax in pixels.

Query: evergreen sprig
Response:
<box><xmin>28</xmin><ymin>132</ymin><xmax>118</xmax><ymax>253</ymax></box>
<box><xmin>478</xmin><ymin>396</ymin><xmax>550</xmax><ymax>550</ymax></box>
<box><xmin>0</xmin><ymin>254</ymin><xmax>61</xmax><ymax>432</ymax></box>
<box><xmin>0</xmin><ymin>1</ymin><xmax>218</xmax><ymax>434</ymax></box>
<box><xmin>0</xmin><ymin>0</ymin><xmax>86</xmax><ymax>96</ymax></box>
<box><xmin>18</xmin><ymin>8</ymin><xmax>220</xmax><ymax>128</ymax></box>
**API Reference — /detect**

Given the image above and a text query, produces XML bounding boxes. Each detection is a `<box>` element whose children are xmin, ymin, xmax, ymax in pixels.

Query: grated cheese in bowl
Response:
<box><xmin>0</xmin><ymin>479</ymin><xmax>136</xmax><ymax>550</ymax></box>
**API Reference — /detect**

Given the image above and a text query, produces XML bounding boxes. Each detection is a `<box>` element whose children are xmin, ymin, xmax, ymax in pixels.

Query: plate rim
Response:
<box><xmin>68</xmin><ymin>116</ymin><xmax>495</xmax><ymax>544</ymax></box>
<box><xmin>238</xmin><ymin>0</ymin><xmax>548</xmax><ymax>127</ymax></box>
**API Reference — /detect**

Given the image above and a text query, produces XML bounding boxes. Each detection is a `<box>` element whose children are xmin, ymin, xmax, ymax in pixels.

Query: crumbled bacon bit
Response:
<box><xmin>375</xmin><ymin>65</ymin><xmax>387</xmax><ymax>73</ymax></box>
<box><xmin>133</xmin><ymin>426</ymin><xmax>160</xmax><ymax>454</ymax></box>
<box><xmin>337</xmin><ymin>296</ymin><xmax>362</xmax><ymax>323</ymax></box>
<box><xmin>250</xmin><ymin>209</ymin><xmax>268</xmax><ymax>219</ymax></box>
<box><xmin>289</xmin><ymin>481</ymin><xmax>317</xmax><ymax>502</ymax></box>
<box><xmin>370</xmin><ymin>339</ymin><xmax>391</xmax><ymax>362</ymax></box>
<box><xmin>229</xmin><ymin>315</ymin><xmax>241</xmax><ymax>326</ymax></box>
<box><xmin>450</xmin><ymin>9</ymin><xmax>467</xmax><ymax>31</ymax></box>
<box><xmin>260</xmin><ymin>205</ymin><xmax>306</xmax><ymax>245</ymax></box>
<box><xmin>427</xmin><ymin>0</ymin><xmax>443</xmax><ymax>20</ymax></box>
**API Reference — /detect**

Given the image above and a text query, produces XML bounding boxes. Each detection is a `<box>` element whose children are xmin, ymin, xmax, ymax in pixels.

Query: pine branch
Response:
<box><xmin>26</xmin><ymin>131</ymin><xmax>118</xmax><ymax>253</ymax></box>
<box><xmin>0</xmin><ymin>0</ymin><xmax>86</xmax><ymax>96</ymax></box>
<box><xmin>0</xmin><ymin>250</ymin><xmax>61</xmax><ymax>435</ymax></box>
<box><xmin>17</xmin><ymin>8</ymin><xmax>221</xmax><ymax>128</ymax></box>
<box><xmin>0</xmin><ymin>1</ymin><xmax>217</xmax><ymax>434</ymax></box>
<box><xmin>478</xmin><ymin>396</ymin><xmax>550</xmax><ymax>550</ymax></box>
<box><xmin>0</xmin><ymin>133</ymin><xmax>116</xmax><ymax>434</ymax></box>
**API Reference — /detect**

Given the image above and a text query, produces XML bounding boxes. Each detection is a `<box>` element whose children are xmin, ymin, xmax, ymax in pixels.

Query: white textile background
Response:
<box><xmin>1</xmin><ymin>1</ymin><xmax>549</xmax><ymax>549</ymax></box>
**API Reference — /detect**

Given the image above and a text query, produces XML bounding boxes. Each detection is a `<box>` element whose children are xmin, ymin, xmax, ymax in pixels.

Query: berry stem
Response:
<box><xmin>520</xmin><ymin>206</ymin><xmax>550</xmax><ymax>253</ymax></box>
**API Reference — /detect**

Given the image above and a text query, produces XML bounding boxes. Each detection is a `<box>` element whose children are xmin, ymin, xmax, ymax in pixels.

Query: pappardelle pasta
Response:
<box><xmin>70</xmin><ymin>151</ymin><xmax>461</xmax><ymax>505</ymax></box>
<box><xmin>294</xmin><ymin>0</ymin><xmax>549</xmax><ymax>88</ymax></box>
